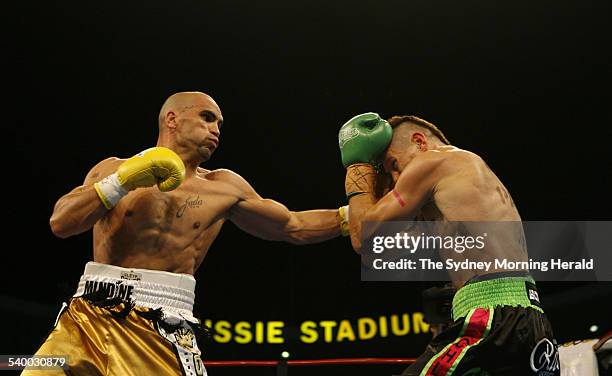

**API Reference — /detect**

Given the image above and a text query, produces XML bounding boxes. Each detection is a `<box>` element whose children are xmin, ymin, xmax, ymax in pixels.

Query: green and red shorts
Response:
<box><xmin>402</xmin><ymin>272</ymin><xmax>560</xmax><ymax>376</ymax></box>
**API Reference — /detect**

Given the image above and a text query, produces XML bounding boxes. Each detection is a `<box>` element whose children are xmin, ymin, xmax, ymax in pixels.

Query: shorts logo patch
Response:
<box><xmin>530</xmin><ymin>338</ymin><xmax>560</xmax><ymax>375</ymax></box>
<box><xmin>84</xmin><ymin>280</ymin><xmax>134</xmax><ymax>301</ymax></box>
<box><xmin>525</xmin><ymin>281</ymin><xmax>542</xmax><ymax>308</ymax></box>
<box><xmin>120</xmin><ymin>271</ymin><xmax>142</xmax><ymax>281</ymax></box>
<box><xmin>175</xmin><ymin>327</ymin><xmax>196</xmax><ymax>352</ymax></box>
<box><xmin>156</xmin><ymin>322</ymin><xmax>206</xmax><ymax>376</ymax></box>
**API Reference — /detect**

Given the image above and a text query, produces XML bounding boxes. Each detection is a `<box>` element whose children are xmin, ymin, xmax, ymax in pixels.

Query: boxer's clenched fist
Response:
<box><xmin>117</xmin><ymin>147</ymin><xmax>185</xmax><ymax>192</ymax></box>
<box><xmin>94</xmin><ymin>147</ymin><xmax>186</xmax><ymax>209</ymax></box>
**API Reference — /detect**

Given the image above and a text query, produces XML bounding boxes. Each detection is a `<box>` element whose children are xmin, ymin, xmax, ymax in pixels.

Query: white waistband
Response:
<box><xmin>74</xmin><ymin>262</ymin><xmax>196</xmax><ymax>317</ymax></box>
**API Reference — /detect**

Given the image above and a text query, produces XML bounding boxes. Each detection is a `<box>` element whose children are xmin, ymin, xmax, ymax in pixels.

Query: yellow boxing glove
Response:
<box><xmin>94</xmin><ymin>147</ymin><xmax>186</xmax><ymax>209</ymax></box>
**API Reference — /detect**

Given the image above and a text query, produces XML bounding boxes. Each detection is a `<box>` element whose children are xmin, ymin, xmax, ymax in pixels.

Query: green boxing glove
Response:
<box><xmin>338</xmin><ymin>112</ymin><xmax>393</xmax><ymax>168</ymax></box>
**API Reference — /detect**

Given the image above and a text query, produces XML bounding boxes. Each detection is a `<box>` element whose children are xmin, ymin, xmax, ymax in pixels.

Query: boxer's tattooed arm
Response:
<box><xmin>346</xmin><ymin>170</ymin><xmax>376</xmax><ymax>192</ymax></box>
<box><xmin>345</xmin><ymin>164</ymin><xmax>377</xmax><ymax>196</ymax></box>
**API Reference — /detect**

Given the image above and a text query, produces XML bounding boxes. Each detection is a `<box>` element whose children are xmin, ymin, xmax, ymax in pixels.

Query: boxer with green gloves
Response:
<box><xmin>338</xmin><ymin>113</ymin><xmax>559</xmax><ymax>376</ymax></box>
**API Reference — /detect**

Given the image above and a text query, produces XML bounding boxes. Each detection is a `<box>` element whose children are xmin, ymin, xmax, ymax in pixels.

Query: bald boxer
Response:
<box><xmin>25</xmin><ymin>92</ymin><xmax>348</xmax><ymax>376</ymax></box>
<box><xmin>338</xmin><ymin>113</ymin><xmax>560</xmax><ymax>375</ymax></box>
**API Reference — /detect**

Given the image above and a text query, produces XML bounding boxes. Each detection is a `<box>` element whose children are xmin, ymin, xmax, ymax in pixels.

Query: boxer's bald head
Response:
<box><xmin>158</xmin><ymin>92</ymin><xmax>220</xmax><ymax>130</ymax></box>
<box><xmin>157</xmin><ymin>91</ymin><xmax>224</xmax><ymax>163</ymax></box>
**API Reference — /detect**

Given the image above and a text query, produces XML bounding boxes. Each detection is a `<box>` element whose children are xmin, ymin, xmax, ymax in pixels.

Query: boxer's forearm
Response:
<box><xmin>344</xmin><ymin>164</ymin><xmax>379</xmax><ymax>252</ymax></box>
<box><xmin>346</xmin><ymin>194</ymin><xmax>378</xmax><ymax>252</ymax></box>
<box><xmin>229</xmin><ymin>198</ymin><xmax>342</xmax><ymax>244</ymax></box>
<box><xmin>49</xmin><ymin>185</ymin><xmax>108</xmax><ymax>238</ymax></box>
<box><xmin>287</xmin><ymin>209</ymin><xmax>343</xmax><ymax>244</ymax></box>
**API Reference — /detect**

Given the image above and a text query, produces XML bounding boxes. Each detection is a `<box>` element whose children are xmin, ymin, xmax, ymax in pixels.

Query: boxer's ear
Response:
<box><xmin>411</xmin><ymin>132</ymin><xmax>428</xmax><ymax>151</ymax></box>
<box><xmin>166</xmin><ymin>111</ymin><xmax>178</xmax><ymax>129</ymax></box>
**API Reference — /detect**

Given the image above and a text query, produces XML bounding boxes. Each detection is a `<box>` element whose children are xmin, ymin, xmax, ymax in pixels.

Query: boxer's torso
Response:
<box><xmin>92</xmin><ymin>164</ymin><xmax>240</xmax><ymax>275</ymax></box>
<box><xmin>416</xmin><ymin>148</ymin><xmax>528</xmax><ymax>287</ymax></box>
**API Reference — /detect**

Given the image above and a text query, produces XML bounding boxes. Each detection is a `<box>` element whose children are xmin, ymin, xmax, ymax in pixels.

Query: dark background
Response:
<box><xmin>6</xmin><ymin>0</ymin><xmax>612</xmax><ymax>375</ymax></box>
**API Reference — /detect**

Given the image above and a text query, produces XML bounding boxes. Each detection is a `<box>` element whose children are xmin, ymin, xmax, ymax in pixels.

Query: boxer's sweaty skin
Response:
<box><xmin>90</xmin><ymin>164</ymin><xmax>270</xmax><ymax>274</ymax></box>
<box><xmin>347</xmin><ymin>144</ymin><xmax>526</xmax><ymax>289</ymax></box>
<box><xmin>411</xmin><ymin>147</ymin><xmax>526</xmax><ymax>287</ymax></box>
<box><xmin>50</xmin><ymin>92</ymin><xmax>342</xmax><ymax>275</ymax></box>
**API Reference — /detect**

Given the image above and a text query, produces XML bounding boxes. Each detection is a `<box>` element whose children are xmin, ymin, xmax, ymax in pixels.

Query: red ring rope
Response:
<box><xmin>205</xmin><ymin>358</ymin><xmax>416</xmax><ymax>367</ymax></box>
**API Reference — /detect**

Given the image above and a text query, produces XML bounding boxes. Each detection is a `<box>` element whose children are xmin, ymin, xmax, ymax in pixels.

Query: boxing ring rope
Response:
<box><xmin>205</xmin><ymin>358</ymin><xmax>417</xmax><ymax>376</ymax></box>
<box><xmin>205</xmin><ymin>357</ymin><xmax>416</xmax><ymax>367</ymax></box>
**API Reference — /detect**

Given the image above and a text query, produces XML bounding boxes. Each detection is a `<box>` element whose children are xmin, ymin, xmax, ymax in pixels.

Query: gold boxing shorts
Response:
<box><xmin>22</xmin><ymin>262</ymin><xmax>207</xmax><ymax>376</ymax></box>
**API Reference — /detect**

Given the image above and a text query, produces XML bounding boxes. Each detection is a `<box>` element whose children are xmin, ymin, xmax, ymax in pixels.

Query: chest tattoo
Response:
<box><xmin>176</xmin><ymin>195</ymin><xmax>204</xmax><ymax>218</ymax></box>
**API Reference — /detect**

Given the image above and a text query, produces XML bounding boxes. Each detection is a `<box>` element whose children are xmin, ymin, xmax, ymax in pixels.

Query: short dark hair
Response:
<box><xmin>387</xmin><ymin>115</ymin><xmax>450</xmax><ymax>145</ymax></box>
